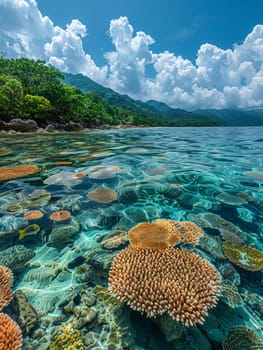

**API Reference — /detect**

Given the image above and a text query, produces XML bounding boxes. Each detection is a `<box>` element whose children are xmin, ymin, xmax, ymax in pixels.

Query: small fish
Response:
<box><xmin>18</xmin><ymin>224</ymin><xmax>40</xmax><ymax>240</ymax></box>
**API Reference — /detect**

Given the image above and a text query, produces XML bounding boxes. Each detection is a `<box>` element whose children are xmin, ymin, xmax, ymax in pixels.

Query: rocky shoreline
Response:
<box><xmin>0</xmin><ymin>118</ymin><xmax>146</xmax><ymax>134</ymax></box>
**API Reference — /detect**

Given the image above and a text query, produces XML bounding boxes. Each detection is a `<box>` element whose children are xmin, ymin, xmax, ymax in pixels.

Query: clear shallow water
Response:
<box><xmin>0</xmin><ymin>126</ymin><xmax>263</xmax><ymax>349</ymax></box>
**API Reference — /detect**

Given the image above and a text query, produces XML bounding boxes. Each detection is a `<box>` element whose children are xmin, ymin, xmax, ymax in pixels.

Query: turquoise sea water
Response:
<box><xmin>0</xmin><ymin>126</ymin><xmax>263</xmax><ymax>349</ymax></box>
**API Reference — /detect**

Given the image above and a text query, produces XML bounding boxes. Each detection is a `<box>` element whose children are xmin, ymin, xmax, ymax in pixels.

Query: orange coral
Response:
<box><xmin>0</xmin><ymin>286</ymin><xmax>13</xmax><ymax>311</ymax></box>
<box><xmin>129</xmin><ymin>222</ymin><xmax>171</xmax><ymax>249</ymax></box>
<box><xmin>109</xmin><ymin>246</ymin><xmax>220</xmax><ymax>327</ymax></box>
<box><xmin>222</xmin><ymin>242</ymin><xmax>263</xmax><ymax>271</ymax></box>
<box><xmin>24</xmin><ymin>210</ymin><xmax>44</xmax><ymax>220</ymax></box>
<box><xmin>0</xmin><ymin>313</ymin><xmax>23</xmax><ymax>350</ymax></box>
<box><xmin>176</xmin><ymin>221</ymin><xmax>204</xmax><ymax>245</ymax></box>
<box><xmin>49</xmin><ymin>210</ymin><xmax>71</xmax><ymax>222</ymax></box>
<box><xmin>0</xmin><ymin>265</ymin><xmax>13</xmax><ymax>288</ymax></box>
<box><xmin>87</xmin><ymin>187</ymin><xmax>117</xmax><ymax>204</ymax></box>
<box><xmin>75</xmin><ymin>173</ymin><xmax>86</xmax><ymax>178</ymax></box>
<box><xmin>0</xmin><ymin>165</ymin><xmax>39</xmax><ymax>182</ymax></box>
<box><xmin>0</xmin><ymin>265</ymin><xmax>13</xmax><ymax>311</ymax></box>
<box><xmin>129</xmin><ymin>220</ymin><xmax>181</xmax><ymax>249</ymax></box>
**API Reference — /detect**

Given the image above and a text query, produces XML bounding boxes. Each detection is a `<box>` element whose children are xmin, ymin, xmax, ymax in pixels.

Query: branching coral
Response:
<box><xmin>0</xmin><ymin>265</ymin><xmax>13</xmax><ymax>311</ymax></box>
<box><xmin>0</xmin><ymin>313</ymin><xmax>23</xmax><ymax>350</ymax></box>
<box><xmin>49</xmin><ymin>325</ymin><xmax>85</xmax><ymax>350</ymax></box>
<box><xmin>0</xmin><ymin>265</ymin><xmax>13</xmax><ymax>288</ymax></box>
<box><xmin>0</xmin><ymin>265</ymin><xmax>23</xmax><ymax>349</ymax></box>
<box><xmin>109</xmin><ymin>221</ymin><xmax>221</xmax><ymax>327</ymax></box>
<box><xmin>0</xmin><ymin>165</ymin><xmax>39</xmax><ymax>181</ymax></box>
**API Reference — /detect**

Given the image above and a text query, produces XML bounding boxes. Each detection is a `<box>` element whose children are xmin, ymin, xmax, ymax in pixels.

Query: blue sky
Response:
<box><xmin>37</xmin><ymin>0</ymin><xmax>263</xmax><ymax>66</ymax></box>
<box><xmin>1</xmin><ymin>0</ymin><xmax>263</xmax><ymax>110</ymax></box>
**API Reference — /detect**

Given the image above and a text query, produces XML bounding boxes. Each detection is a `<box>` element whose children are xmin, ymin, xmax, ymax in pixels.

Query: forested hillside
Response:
<box><xmin>0</xmin><ymin>57</ymin><xmax>219</xmax><ymax>128</ymax></box>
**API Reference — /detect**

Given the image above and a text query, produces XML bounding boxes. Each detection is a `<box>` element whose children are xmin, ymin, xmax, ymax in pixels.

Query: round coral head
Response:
<box><xmin>0</xmin><ymin>313</ymin><xmax>23</xmax><ymax>350</ymax></box>
<box><xmin>87</xmin><ymin>187</ymin><xmax>117</xmax><ymax>204</ymax></box>
<box><xmin>49</xmin><ymin>210</ymin><xmax>71</xmax><ymax>223</ymax></box>
<box><xmin>0</xmin><ymin>165</ymin><xmax>39</xmax><ymax>182</ymax></box>
<box><xmin>109</xmin><ymin>246</ymin><xmax>221</xmax><ymax>327</ymax></box>
<box><xmin>24</xmin><ymin>210</ymin><xmax>44</xmax><ymax>220</ymax></box>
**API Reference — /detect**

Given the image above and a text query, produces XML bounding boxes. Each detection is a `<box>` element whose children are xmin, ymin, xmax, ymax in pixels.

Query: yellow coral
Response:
<box><xmin>49</xmin><ymin>325</ymin><xmax>85</xmax><ymax>350</ymax></box>
<box><xmin>222</xmin><ymin>242</ymin><xmax>263</xmax><ymax>271</ymax></box>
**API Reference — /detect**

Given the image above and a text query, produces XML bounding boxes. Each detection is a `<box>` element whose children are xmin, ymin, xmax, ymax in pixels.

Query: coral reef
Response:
<box><xmin>0</xmin><ymin>245</ymin><xmax>35</xmax><ymax>272</ymax></box>
<box><xmin>49</xmin><ymin>210</ymin><xmax>71</xmax><ymax>223</ymax></box>
<box><xmin>49</xmin><ymin>217</ymin><xmax>80</xmax><ymax>247</ymax></box>
<box><xmin>0</xmin><ymin>313</ymin><xmax>23</xmax><ymax>350</ymax></box>
<box><xmin>5</xmin><ymin>189</ymin><xmax>51</xmax><ymax>213</ymax></box>
<box><xmin>0</xmin><ymin>165</ymin><xmax>39</xmax><ymax>182</ymax></box>
<box><xmin>109</xmin><ymin>222</ymin><xmax>221</xmax><ymax>327</ymax></box>
<box><xmin>176</xmin><ymin>221</ymin><xmax>204</xmax><ymax>245</ymax></box>
<box><xmin>0</xmin><ymin>265</ymin><xmax>13</xmax><ymax>311</ymax></box>
<box><xmin>0</xmin><ymin>264</ymin><xmax>23</xmax><ymax>349</ymax></box>
<box><xmin>24</xmin><ymin>210</ymin><xmax>44</xmax><ymax>220</ymax></box>
<box><xmin>220</xmin><ymin>281</ymin><xmax>244</xmax><ymax>308</ymax></box>
<box><xmin>98</xmin><ymin>230</ymin><xmax>129</xmax><ymax>249</ymax></box>
<box><xmin>12</xmin><ymin>289</ymin><xmax>38</xmax><ymax>335</ymax></box>
<box><xmin>49</xmin><ymin>325</ymin><xmax>85</xmax><ymax>350</ymax></box>
<box><xmin>222</xmin><ymin>325</ymin><xmax>263</xmax><ymax>350</ymax></box>
<box><xmin>222</xmin><ymin>242</ymin><xmax>263</xmax><ymax>271</ymax></box>
<box><xmin>87</xmin><ymin>187</ymin><xmax>117</xmax><ymax>204</ymax></box>
<box><xmin>128</xmin><ymin>221</ymin><xmax>180</xmax><ymax>249</ymax></box>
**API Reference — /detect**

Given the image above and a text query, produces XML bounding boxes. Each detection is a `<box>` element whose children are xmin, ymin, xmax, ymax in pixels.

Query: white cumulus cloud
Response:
<box><xmin>0</xmin><ymin>0</ymin><xmax>107</xmax><ymax>83</ymax></box>
<box><xmin>1</xmin><ymin>0</ymin><xmax>263</xmax><ymax>109</ymax></box>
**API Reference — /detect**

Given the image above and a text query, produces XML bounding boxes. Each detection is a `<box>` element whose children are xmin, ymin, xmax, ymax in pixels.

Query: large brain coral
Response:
<box><xmin>109</xmin><ymin>221</ymin><xmax>221</xmax><ymax>327</ymax></box>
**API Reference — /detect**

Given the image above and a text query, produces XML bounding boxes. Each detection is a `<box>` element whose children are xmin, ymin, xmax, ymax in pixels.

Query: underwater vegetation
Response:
<box><xmin>0</xmin><ymin>127</ymin><xmax>263</xmax><ymax>349</ymax></box>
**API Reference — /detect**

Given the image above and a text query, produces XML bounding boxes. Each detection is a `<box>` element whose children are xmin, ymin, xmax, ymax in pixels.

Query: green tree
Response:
<box><xmin>0</xmin><ymin>75</ymin><xmax>23</xmax><ymax>117</ymax></box>
<box><xmin>23</xmin><ymin>94</ymin><xmax>52</xmax><ymax>119</ymax></box>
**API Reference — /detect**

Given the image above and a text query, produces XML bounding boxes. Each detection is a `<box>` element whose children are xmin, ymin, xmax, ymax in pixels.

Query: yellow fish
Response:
<box><xmin>18</xmin><ymin>224</ymin><xmax>41</xmax><ymax>240</ymax></box>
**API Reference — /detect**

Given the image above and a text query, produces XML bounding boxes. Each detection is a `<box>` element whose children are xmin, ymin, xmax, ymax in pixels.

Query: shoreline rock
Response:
<box><xmin>0</xmin><ymin>118</ymin><xmax>148</xmax><ymax>134</ymax></box>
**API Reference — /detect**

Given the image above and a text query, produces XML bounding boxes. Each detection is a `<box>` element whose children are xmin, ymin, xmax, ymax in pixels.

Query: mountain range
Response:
<box><xmin>63</xmin><ymin>73</ymin><xmax>263</xmax><ymax>126</ymax></box>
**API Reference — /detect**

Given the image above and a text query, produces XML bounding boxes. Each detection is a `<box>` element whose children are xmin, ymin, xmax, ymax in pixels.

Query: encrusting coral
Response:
<box><xmin>128</xmin><ymin>219</ymin><xmax>204</xmax><ymax>249</ymax></box>
<box><xmin>176</xmin><ymin>221</ymin><xmax>204</xmax><ymax>245</ymax></box>
<box><xmin>222</xmin><ymin>325</ymin><xmax>263</xmax><ymax>350</ymax></box>
<box><xmin>222</xmin><ymin>242</ymin><xmax>263</xmax><ymax>271</ymax></box>
<box><xmin>24</xmin><ymin>210</ymin><xmax>44</xmax><ymax>220</ymax></box>
<box><xmin>109</xmin><ymin>220</ymin><xmax>221</xmax><ymax>327</ymax></box>
<box><xmin>129</xmin><ymin>221</ymin><xmax>180</xmax><ymax>249</ymax></box>
<box><xmin>87</xmin><ymin>187</ymin><xmax>117</xmax><ymax>204</ymax></box>
<box><xmin>0</xmin><ymin>165</ymin><xmax>39</xmax><ymax>182</ymax></box>
<box><xmin>49</xmin><ymin>210</ymin><xmax>71</xmax><ymax>223</ymax></box>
